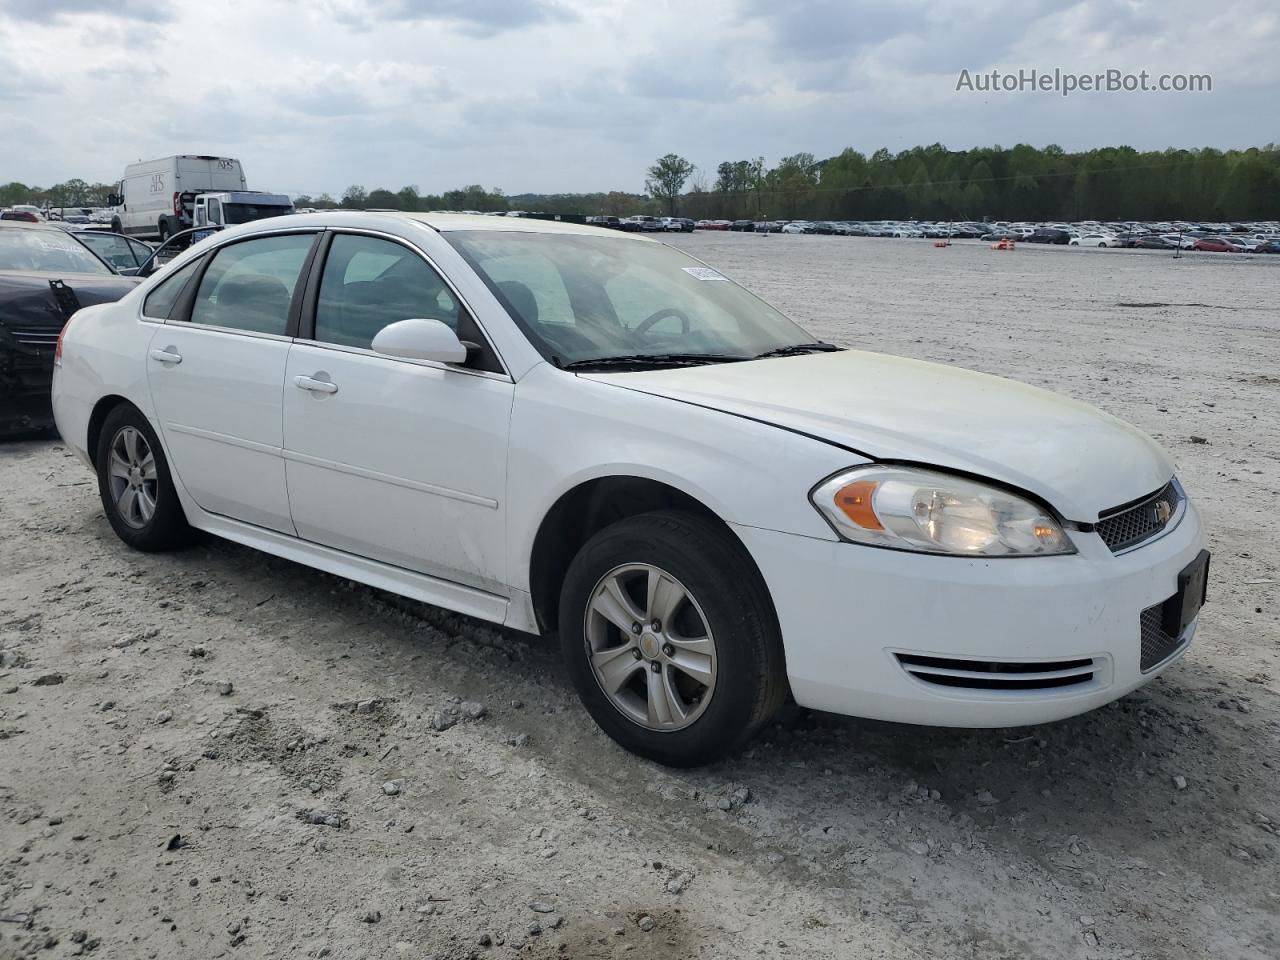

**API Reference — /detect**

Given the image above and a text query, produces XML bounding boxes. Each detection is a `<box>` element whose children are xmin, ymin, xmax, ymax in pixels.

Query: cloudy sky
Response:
<box><xmin>0</xmin><ymin>0</ymin><xmax>1275</xmax><ymax>197</ymax></box>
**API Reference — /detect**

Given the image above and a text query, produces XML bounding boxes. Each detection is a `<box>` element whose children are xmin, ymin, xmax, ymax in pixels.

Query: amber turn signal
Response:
<box><xmin>834</xmin><ymin>479</ymin><xmax>883</xmax><ymax>530</ymax></box>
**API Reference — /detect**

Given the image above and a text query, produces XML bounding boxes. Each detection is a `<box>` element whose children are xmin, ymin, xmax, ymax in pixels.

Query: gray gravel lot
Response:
<box><xmin>1</xmin><ymin>234</ymin><xmax>1277</xmax><ymax>960</ymax></box>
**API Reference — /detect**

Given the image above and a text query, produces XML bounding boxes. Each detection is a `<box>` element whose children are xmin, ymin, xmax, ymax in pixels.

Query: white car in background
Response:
<box><xmin>780</xmin><ymin>221</ymin><xmax>811</xmax><ymax>234</ymax></box>
<box><xmin>51</xmin><ymin>212</ymin><xmax>1209</xmax><ymax>767</ymax></box>
<box><xmin>1069</xmin><ymin>234</ymin><xmax>1119</xmax><ymax>247</ymax></box>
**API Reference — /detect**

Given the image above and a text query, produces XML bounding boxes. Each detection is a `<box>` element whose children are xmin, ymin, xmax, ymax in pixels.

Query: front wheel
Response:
<box><xmin>96</xmin><ymin>404</ymin><xmax>192</xmax><ymax>551</ymax></box>
<box><xmin>559</xmin><ymin>511</ymin><xmax>787</xmax><ymax>767</ymax></box>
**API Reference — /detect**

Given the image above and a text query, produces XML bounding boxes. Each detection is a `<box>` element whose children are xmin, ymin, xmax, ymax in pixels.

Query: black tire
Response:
<box><xmin>110</xmin><ymin>218</ymin><xmax>123</xmax><ymax>235</ymax></box>
<box><xmin>158</xmin><ymin>220</ymin><xmax>170</xmax><ymax>242</ymax></box>
<box><xmin>95</xmin><ymin>404</ymin><xmax>192</xmax><ymax>552</ymax></box>
<box><xmin>559</xmin><ymin>510</ymin><xmax>787</xmax><ymax>767</ymax></box>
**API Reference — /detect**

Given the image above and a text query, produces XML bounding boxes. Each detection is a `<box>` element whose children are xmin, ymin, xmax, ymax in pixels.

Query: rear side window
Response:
<box><xmin>189</xmin><ymin>234</ymin><xmax>315</xmax><ymax>336</ymax></box>
<box><xmin>142</xmin><ymin>259</ymin><xmax>200</xmax><ymax>320</ymax></box>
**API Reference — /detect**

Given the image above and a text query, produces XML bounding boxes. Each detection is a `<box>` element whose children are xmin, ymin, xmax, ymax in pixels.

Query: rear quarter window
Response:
<box><xmin>142</xmin><ymin>259</ymin><xmax>200</xmax><ymax>320</ymax></box>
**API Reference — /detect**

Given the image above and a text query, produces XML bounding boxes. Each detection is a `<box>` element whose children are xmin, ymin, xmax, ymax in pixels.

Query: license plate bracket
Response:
<box><xmin>1163</xmin><ymin>549</ymin><xmax>1210</xmax><ymax>637</ymax></box>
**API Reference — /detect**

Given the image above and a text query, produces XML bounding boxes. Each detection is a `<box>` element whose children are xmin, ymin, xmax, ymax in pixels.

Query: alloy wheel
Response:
<box><xmin>584</xmin><ymin>563</ymin><xmax>718</xmax><ymax>732</ymax></box>
<box><xmin>106</xmin><ymin>426</ymin><xmax>158</xmax><ymax>529</ymax></box>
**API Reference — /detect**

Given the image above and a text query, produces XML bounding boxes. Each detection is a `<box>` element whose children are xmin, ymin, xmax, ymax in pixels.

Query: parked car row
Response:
<box><xmin>587</xmin><ymin>216</ymin><xmax>696</xmax><ymax>233</ymax></box>
<box><xmin>1</xmin><ymin>205</ymin><xmax>118</xmax><ymax>224</ymax></box>
<box><xmin>674</xmin><ymin>217</ymin><xmax>1280</xmax><ymax>253</ymax></box>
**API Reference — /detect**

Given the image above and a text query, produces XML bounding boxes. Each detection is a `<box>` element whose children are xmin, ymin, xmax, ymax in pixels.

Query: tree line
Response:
<box><xmin>664</xmin><ymin>144</ymin><xmax>1280</xmax><ymax>222</ymax></box>
<box><xmin>6</xmin><ymin>143</ymin><xmax>1279</xmax><ymax>222</ymax></box>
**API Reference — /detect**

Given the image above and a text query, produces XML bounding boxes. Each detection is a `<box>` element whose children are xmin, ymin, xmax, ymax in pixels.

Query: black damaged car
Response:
<box><xmin>0</xmin><ymin>223</ymin><xmax>139</xmax><ymax>437</ymax></box>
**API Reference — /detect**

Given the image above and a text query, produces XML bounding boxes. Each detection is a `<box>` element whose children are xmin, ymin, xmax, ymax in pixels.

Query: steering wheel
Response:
<box><xmin>633</xmin><ymin>308</ymin><xmax>690</xmax><ymax>337</ymax></box>
<box><xmin>538</xmin><ymin>324</ymin><xmax>600</xmax><ymax>360</ymax></box>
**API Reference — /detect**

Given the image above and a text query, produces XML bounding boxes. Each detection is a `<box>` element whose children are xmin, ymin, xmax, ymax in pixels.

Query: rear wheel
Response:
<box><xmin>96</xmin><ymin>404</ymin><xmax>192</xmax><ymax>551</ymax></box>
<box><xmin>559</xmin><ymin>510</ymin><xmax>786</xmax><ymax>767</ymax></box>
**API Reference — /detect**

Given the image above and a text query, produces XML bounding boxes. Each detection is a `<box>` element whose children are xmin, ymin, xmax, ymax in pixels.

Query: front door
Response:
<box><xmin>147</xmin><ymin>231</ymin><xmax>319</xmax><ymax>533</ymax></box>
<box><xmin>282</xmin><ymin>231</ymin><xmax>513</xmax><ymax>591</ymax></box>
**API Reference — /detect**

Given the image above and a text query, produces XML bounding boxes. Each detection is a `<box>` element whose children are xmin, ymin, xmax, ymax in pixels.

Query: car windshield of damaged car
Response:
<box><xmin>446</xmin><ymin>231</ymin><xmax>835</xmax><ymax>369</ymax></box>
<box><xmin>0</xmin><ymin>228</ymin><xmax>113</xmax><ymax>275</ymax></box>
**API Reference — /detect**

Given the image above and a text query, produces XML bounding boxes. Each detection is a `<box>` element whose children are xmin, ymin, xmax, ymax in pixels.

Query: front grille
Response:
<box><xmin>896</xmin><ymin>653</ymin><xmax>1098</xmax><ymax>691</ymax></box>
<box><xmin>7</xmin><ymin>326</ymin><xmax>61</xmax><ymax>348</ymax></box>
<box><xmin>1140</xmin><ymin>604</ymin><xmax>1188</xmax><ymax>671</ymax></box>
<box><xmin>1096</xmin><ymin>482</ymin><xmax>1181</xmax><ymax>553</ymax></box>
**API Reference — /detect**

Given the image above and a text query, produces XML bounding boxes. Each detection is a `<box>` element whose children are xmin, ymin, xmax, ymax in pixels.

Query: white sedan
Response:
<box><xmin>1069</xmin><ymin>234</ymin><xmax>1118</xmax><ymax>247</ymax></box>
<box><xmin>51</xmin><ymin>212</ymin><xmax>1209</xmax><ymax>766</ymax></box>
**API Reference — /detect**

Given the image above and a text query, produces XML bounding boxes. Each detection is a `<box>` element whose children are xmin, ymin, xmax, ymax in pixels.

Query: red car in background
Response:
<box><xmin>1193</xmin><ymin>236</ymin><xmax>1245</xmax><ymax>252</ymax></box>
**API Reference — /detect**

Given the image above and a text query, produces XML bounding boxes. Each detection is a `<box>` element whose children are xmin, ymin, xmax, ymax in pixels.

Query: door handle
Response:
<box><xmin>294</xmin><ymin>375</ymin><xmax>338</xmax><ymax>395</ymax></box>
<box><xmin>149</xmin><ymin>348</ymin><xmax>182</xmax><ymax>364</ymax></box>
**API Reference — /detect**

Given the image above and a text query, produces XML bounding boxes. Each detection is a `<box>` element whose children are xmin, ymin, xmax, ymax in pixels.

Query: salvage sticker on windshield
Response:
<box><xmin>681</xmin><ymin>266</ymin><xmax>728</xmax><ymax>281</ymax></box>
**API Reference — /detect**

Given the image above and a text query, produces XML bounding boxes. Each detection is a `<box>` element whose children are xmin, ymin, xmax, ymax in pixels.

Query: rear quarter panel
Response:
<box><xmin>52</xmin><ymin>291</ymin><xmax>159</xmax><ymax>465</ymax></box>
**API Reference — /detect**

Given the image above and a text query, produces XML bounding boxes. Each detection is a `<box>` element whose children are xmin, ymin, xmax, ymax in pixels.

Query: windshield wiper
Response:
<box><xmin>752</xmin><ymin>342</ymin><xmax>842</xmax><ymax>360</ymax></box>
<box><xmin>560</xmin><ymin>353</ymin><xmax>748</xmax><ymax>371</ymax></box>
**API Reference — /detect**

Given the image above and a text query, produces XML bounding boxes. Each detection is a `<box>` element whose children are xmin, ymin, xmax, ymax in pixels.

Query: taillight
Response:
<box><xmin>173</xmin><ymin>192</ymin><xmax>183</xmax><ymax>215</ymax></box>
<box><xmin>54</xmin><ymin>316</ymin><xmax>72</xmax><ymax>367</ymax></box>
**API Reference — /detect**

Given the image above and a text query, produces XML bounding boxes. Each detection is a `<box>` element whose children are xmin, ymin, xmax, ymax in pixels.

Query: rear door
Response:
<box><xmin>146</xmin><ymin>231</ymin><xmax>321</xmax><ymax>533</ymax></box>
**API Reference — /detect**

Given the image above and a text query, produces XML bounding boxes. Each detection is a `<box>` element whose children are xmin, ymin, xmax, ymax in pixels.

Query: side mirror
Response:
<box><xmin>371</xmin><ymin>318</ymin><xmax>468</xmax><ymax>364</ymax></box>
<box><xmin>107</xmin><ymin>194</ymin><xmax>123</xmax><ymax>207</ymax></box>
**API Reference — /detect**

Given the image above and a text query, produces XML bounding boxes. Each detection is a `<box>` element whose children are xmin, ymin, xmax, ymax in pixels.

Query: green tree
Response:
<box><xmin>646</xmin><ymin>154</ymin><xmax>695</xmax><ymax>215</ymax></box>
<box><xmin>341</xmin><ymin>185</ymin><xmax>367</xmax><ymax>209</ymax></box>
<box><xmin>397</xmin><ymin>185</ymin><xmax>421</xmax><ymax>211</ymax></box>
<box><xmin>365</xmin><ymin>188</ymin><xmax>401</xmax><ymax>208</ymax></box>
<box><xmin>0</xmin><ymin>182</ymin><xmax>31</xmax><ymax>206</ymax></box>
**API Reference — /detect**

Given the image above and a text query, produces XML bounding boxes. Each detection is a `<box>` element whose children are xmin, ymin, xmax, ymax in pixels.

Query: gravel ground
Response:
<box><xmin>1</xmin><ymin>234</ymin><xmax>1277</xmax><ymax>960</ymax></box>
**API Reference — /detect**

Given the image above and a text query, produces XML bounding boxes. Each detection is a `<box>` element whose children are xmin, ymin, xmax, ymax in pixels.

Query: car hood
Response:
<box><xmin>0</xmin><ymin>270</ymin><xmax>139</xmax><ymax>330</ymax></box>
<box><xmin>582</xmin><ymin>350</ymin><xmax>1174</xmax><ymax>521</ymax></box>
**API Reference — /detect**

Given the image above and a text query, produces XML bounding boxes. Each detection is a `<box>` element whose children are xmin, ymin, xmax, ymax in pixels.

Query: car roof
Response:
<box><xmin>405</xmin><ymin>211</ymin><xmax>648</xmax><ymax>238</ymax></box>
<box><xmin>222</xmin><ymin>210</ymin><xmax>656</xmax><ymax>242</ymax></box>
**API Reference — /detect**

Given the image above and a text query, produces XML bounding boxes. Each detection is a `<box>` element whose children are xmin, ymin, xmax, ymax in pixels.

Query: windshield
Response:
<box><xmin>0</xmin><ymin>228</ymin><xmax>113</xmax><ymax>275</ymax></box>
<box><xmin>446</xmin><ymin>231</ymin><xmax>819</xmax><ymax>366</ymax></box>
<box><xmin>224</xmin><ymin>203</ymin><xmax>293</xmax><ymax>225</ymax></box>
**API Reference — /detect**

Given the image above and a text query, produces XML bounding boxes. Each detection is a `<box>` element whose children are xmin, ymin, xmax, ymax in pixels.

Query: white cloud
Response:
<box><xmin>0</xmin><ymin>0</ymin><xmax>1274</xmax><ymax>195</ymax></box>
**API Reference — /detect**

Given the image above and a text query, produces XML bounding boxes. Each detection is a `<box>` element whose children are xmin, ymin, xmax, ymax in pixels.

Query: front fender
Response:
<box><xmin>504</xmin><ymin>363</ymin><xmax>858</xmax><ymax>593</ymax></box>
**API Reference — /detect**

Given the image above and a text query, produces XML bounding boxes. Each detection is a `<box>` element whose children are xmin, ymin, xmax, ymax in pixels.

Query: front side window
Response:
<box><xmin>126</xmin><ymin>237</ymin><xmax>153</xmax><ymax>264</ymax></box>
<box><xmin>314</xmin><ymin>234</ymin><xmax>463</xmax><ymax>348</ymax></box>
<box><xmin>189</xmin><ymin>233</ymin><xmax>315</xmax><ymax>335</ymax></box>
<box><xmin>312</xmin><ymin>234</ymin><xmax>502</xmax><ymax>373</ymax></box>
<box><xmin>76</xmin><ymin>233</ymin><xmax>137</xmax><ymax>270</ymax></box>
<box><xmin>446</xmin><ymin>231</ymin><xmax>819</xmax><ymax>367</ymax></box>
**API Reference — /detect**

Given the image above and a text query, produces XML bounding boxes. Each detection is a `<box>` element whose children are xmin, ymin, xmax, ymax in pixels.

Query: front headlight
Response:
<box><xmin>811</xmin><ymin>465</ymin><xmax>1075</xmax><ymax>556</ymax></box>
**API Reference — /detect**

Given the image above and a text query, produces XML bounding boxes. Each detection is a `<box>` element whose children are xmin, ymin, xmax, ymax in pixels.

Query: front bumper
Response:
<box><xmin>732</xmin><ymin>498</ymin><xmax>1206</xmax><ymax>727</ymax></box>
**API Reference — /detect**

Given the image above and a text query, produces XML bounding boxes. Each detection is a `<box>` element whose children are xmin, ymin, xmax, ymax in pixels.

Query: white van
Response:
<box><xmin>109</xmin><ymin>156</ymin><xmax>246</xmax><ymax>241</ymax></box>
